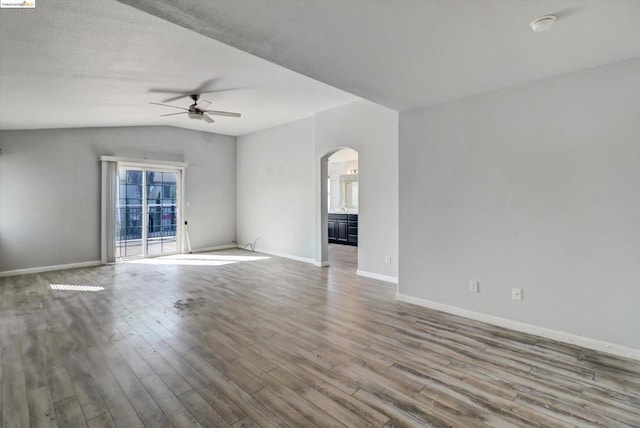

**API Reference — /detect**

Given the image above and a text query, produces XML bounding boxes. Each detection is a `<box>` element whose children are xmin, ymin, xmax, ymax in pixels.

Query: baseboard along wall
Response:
<box><xmin>0</xmin><ymin>261</ymin><xmax>102</xmax><ymax>278</ymax></box>
<box><xmin>396</xmin><ymin>293</ymin><xmax>640</xmax><ymax>361</ymax></box>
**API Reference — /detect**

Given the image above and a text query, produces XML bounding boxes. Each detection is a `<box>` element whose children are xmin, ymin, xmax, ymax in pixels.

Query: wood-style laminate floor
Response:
<box><xmin>1</xmin><ymin>246</ymin><xmax>639</xmax><ymax>427</ymax></box>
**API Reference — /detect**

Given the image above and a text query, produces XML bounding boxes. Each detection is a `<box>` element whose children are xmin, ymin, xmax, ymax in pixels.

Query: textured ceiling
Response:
<box><xmin>3</xmin><ymin>1</ymin><xmax>640</xmax><ymax>136</ymax></box>
<box><xmin>117</xmin><ymin>0</ymin><xmax>640</xmax><ymax>111</ymax></box>
<box><xmin>0</xmin><ymin>0</ymin><xmax>359</xmax><ymax>135</ymax></box>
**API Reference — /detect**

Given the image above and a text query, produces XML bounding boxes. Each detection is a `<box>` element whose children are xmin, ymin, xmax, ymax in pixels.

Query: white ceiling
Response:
<box><xmin>2</xmin><ymin>1</ymin><xmax>640</xmax><ymax>136</ymax></box>
<box><xmin>0</xmin><ymin>0</ymin><xmax>359</xmax><ymax>136</ymax></box>
<box><xmin>117</xmin><ymin>0</ymin><xmax>640</xmax><ymax>111</ymax></box>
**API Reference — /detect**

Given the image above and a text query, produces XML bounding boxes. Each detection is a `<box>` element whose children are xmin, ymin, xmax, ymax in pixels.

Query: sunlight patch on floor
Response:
<box><xmin>126</xmin><ymin>253</ymin><xmax>270</xmax><ymax>266</ymax></box>
<box><xmin>50</xmin><ymin>284</ymin><xmax>105</xmax><ymax>292</ymax></box>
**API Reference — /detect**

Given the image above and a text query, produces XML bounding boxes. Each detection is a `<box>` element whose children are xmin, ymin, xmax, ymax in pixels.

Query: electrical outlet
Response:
<box><xmin>385</xmin><ymin>255</ymin><xmax>391</xmax><ymax>263</ymax></box>
<box><xmin>512</xmin><ymin>288</ymin><xmax>523</xmax><ymax>301</ymax></box>
<box><xmin>469</xmin><ymin>281</ymin><xmax>479</xmax><ymax>293</ymax></box>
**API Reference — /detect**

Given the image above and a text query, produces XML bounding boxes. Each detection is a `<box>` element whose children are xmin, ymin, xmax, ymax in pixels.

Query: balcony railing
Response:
<box><xmin>116</xmin><ymin>205</ymin><xmax>177</xmax><ymax>241</ymax></box>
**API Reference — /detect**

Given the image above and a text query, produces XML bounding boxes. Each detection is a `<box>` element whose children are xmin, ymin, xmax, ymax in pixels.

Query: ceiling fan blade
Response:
<box><xmin>148</xmin><ymin>88</ymin><xmax>192</xmax><ymax>94</ymax></box>
<box><xmin>202</xmin><ymin>114</ymin><xmax>215</xmax><ymax>124</ymax></box>
<box><xmin>161</xmin><ymin>94</ymin><xmax>192</xmax><ymax>103</ymax></box>
<box><xmin>199</xmin><ymin>87</ymin><xmax>243</xmax><ymax>95</ymax></box>
<box><xmin>161</xmin><ymin>88</ymin><xmax>241</xmax><ymax>103</ymax></box>
<box><xmin>160</xmin><ymin>112</ymin><xmax>187</xmax><ymax>117</ymax></box>
<box><xmin>203</xmin><ymin>110</ymin><xmax>241</xmax><ymax>118</ymax></box>
<box><xmin>149</xmin><ymin>102</ymin><xmax>188</xmax><ymax>111</ymax></box>
<box><xmin>193</xmin><ymin>78</ymin><xmax>220</xmax><ymax>93</ymax></box>
<box><xmin>149</xmin><ymin>78</ymin><xmax>245</xmax><ymax>102</ymax></box>
<box><xmin>148</xmin><ymin>80</ymin><xmax>219</xmax><ymax>95</ymax></box>
<box><xmin>197</xmin><ymin>99</ymin><xmax>212</xmax><ymax>109</ymax></box>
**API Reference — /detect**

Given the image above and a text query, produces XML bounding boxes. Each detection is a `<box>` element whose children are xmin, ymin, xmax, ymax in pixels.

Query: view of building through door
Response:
<box><xmin>116</xmin><ymin>167</ymin><xmax>180</xmax><ymax>259</ymax></box>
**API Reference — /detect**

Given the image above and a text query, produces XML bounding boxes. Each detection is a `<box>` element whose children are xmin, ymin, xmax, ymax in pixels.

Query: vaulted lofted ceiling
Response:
<box><xmin>0</xmin><ymin>0</ymin><xmax>359</xmax><ymax>136</ymax></box>
<box><xmin>2</xmin><ymin>1</ymin><xmax>640</xmax><ymax>136</ymax></box>
<box><xmin>116</xmin><ymin>0</ymin><xmax>640</xmax><ymax>111</ymax></box>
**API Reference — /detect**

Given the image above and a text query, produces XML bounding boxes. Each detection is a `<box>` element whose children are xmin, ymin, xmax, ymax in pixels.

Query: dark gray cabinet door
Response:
<box><xmin>337</xmin><ymin>220</ymin><xmax>348</xmax><ymax>242</ymax></box>
<box><xmin>328</xmin><ymin>213</ymin><xmax>357</xmax><ymax>246</ymax></box>
<box><xmin>328</xmin><ymin>220</ymin><xmax>336</xmax><ymax>239</ymax></box>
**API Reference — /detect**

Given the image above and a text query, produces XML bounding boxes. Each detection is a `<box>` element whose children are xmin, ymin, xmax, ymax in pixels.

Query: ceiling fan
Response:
<box><xmin>150</xmin><ymin>94</ymin><xmax>241</xmax><ymax>124</ymax></box>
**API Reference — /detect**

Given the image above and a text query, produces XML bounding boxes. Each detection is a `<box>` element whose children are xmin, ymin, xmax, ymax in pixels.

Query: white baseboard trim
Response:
<box><xmin>0</xmin><ymin>261</ymin><xmax>102</xmax><ymax>278</ymax></box>
<box><xmin>191</xmin><ymin>244</ymin><xmax>240</xmax><ymax>253</ymax></box>
<box><xmin>314</xmin><ymin>261</ymin><xmax>330</xmax><ymax>267</ymax></box>
<box><xmin>252</xmin><ymin>248</ymin><xmax>316</xmax><ymax>265</ymax></box>
<box><xmin>357</xmin><ymin>270</ymin><xmax>399</xmax><ymax>284</ymax></box>
<box><xmin>396</xmin><ymin>293</ymin><xmax>640</xmax><ymax>361</ymax></box>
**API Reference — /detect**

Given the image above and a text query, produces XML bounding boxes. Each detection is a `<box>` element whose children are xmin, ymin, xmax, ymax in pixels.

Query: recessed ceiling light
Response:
<box><xmin>530</xmin><ymin>15</ymin><xmax>556</xmax><ymax>33</ymax></box>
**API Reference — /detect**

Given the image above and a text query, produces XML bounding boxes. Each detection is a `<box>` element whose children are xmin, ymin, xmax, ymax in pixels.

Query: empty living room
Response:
<box><xmin>1</xmin><ymin>1</ymin><xmax>639</xmax><ymax>427</ymax></box>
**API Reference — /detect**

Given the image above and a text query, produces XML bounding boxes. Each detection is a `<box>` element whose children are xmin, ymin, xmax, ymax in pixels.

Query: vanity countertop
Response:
<box><xmin>329</xmin><ymin>210</ymin><xmax>358</xmax><ymax>214</ymax></box>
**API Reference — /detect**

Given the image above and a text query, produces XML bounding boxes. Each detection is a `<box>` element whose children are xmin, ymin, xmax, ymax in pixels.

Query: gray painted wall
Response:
<box><xmin>399</xmin><ymin>58</ymin><xmax>640</xmax><ymax>349</ymax></box>
<box><xmin>0</xmin><ymin>126</ymin><xmax>236</xmax><ymax>272</ymax></box>
<box><xmin>235</xmin><ymin>100</ymin><xmax>398</xmax><ymax>280</ymax></box>
<box><xmin>316</xmin><ymin>101</ymin><xmax>399</xmax><ymax>279</ymax></box>
<box><xmin>236</xmin><ymin>118</ymin><xmax>316</xmax><ymax>260</ymax></box>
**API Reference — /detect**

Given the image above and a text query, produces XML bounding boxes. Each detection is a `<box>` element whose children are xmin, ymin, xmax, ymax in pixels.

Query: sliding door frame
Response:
<box><xmin>100</xmin><ymin>156</ymin><xmax>188</xmax><ymax>263</ymax></box>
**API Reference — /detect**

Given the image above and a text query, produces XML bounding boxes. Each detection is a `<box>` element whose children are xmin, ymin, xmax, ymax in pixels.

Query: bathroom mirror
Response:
<box><xmin>340</xmin><ymin>174</ymin><xmax>358</xmax><ymax>210</ymax></box>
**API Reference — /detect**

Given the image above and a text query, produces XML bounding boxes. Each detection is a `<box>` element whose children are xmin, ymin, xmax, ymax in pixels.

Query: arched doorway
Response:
<box><xmin>318</xmin><ymin>148</ymin><xmax>359</xmax><ymax>271</ymax></box>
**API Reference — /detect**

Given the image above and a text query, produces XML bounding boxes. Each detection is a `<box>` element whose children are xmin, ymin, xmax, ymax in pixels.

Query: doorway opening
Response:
<box><xmin>324</xmin><ymin>148</ymin><xmax>358</xmax><ymax>271</ymax></box>
<box><xmin>116</xmin><ymin>166</ymin><xmax>182</xmax><ymax>260</ymax></box>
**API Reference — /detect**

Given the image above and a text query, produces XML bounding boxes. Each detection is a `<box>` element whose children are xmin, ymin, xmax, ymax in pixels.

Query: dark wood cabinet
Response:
<box><xmin>328</xmin><ymin>213</ymin><xmax>347</xmax><ymax>243</ymax></box>
<box><xmin>328</xmin><ymin>213</ymin><xmax>357</xmax><ymax>246</ymax></box>
<box><xmin>337</xmin><ymin>220</ymin><xmax>348</xmax><ymax>242</ymax></box>
<box><xmin>328</xmin><ymin>219</ymin><xmax>336</xmax><ymax>240</ymax></box>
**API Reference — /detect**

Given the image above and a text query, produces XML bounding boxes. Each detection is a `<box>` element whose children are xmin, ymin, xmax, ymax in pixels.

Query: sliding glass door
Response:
<box><xmin>146</xmin><ymin>170</ymin><xmax>179</xmax><ymax>256</ymax></box>
<box><xmin>116</xmin><ymin>167</ymin><xmax>181</xmax><ymax>259</ymax></box>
